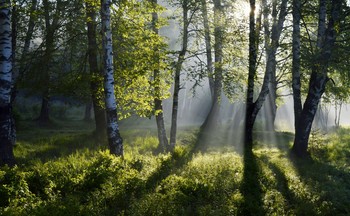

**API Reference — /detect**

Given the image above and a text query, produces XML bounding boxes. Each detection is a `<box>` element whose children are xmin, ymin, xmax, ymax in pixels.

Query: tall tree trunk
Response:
<box><xmin>200</xmin><ymin>0</ymin><xmax>214</xmax><ymax>97</ymax></box>
<box><xmin>200</xmin><ymin>0</ymin><xmax>224</xmax><ymax>132</ymax></box>
<box><xmin>150</xmin><ymin>0</ymin><xmax>169</xmax><ymax>152</ymax></box>
<box><xmin>292</xmin><ymin>0</ymin><xmax>341</xmax><ymax>157</ymax></box>
<box><xmin>245</xmin><ymin>0</ymin><xmax>258</xmax><ymax>148</ymax></box>
<box><xmin>170</xmin><ymin>0</ymin><xmax>189</xmax><ymax>150</ymax></box>
<box><xmin>86</xmin><ymin>0</ymin><xmax>107</xmax><ymax>143</ymax></box>
<box><xmin>0</xmin><ymin>0</ymin><xmax>16</xmax><ymax>166</ymax></box>
<box><xmin>10</xmin><ymin>0</ymin><xmax>17</xmax><ymax>144</ymax></box>
<box><xmin>101</xmin><ymin>0</ymin><xmax>123</xmax><ymax>156</ymax></box>
<box><xmin>292</xmin><ymin>0</ymin><xmax>302</xmax><ymax>130</ymax></box>
<box><xmin>245</xmin><ymin>0</ymin><xmax>288</xmax><ymax>146</ymax></box>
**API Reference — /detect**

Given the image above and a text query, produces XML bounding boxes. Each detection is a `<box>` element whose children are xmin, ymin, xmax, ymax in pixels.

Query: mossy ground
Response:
<box><xmin>1</xmin><ymin>119</ymin><xmax>349</xmax><ymax>215</ymax></box>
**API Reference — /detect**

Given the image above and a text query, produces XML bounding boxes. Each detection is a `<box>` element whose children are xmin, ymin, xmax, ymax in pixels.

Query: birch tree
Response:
<box><xmin>292</xmin><ymin>0</ymin><xmax>342</xmax><ymax>157</ymax></box>
<box><xmin>101</xmin><ymin>0</ymin><xmax>123</xmax><ymax>156</ymax></box>
<box><xmin>245</xmin><ymin>0</ymin><xmax>288</xmax><ymax>146</ymax></box>
<box><xmin>292</xmin><ymin>0</ymin><xmax>302</xmax><ymax>130</ymax></box>
<box><xmin>0</xmin><ymin>0</ymin><xmax>15</xmax><ymax>166</ymax></box>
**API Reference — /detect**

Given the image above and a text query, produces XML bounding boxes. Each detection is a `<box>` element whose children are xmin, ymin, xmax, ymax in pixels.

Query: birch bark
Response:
<box><xmin>292</xmin><ymin>0</ymin><xmax>341</xmax><ymax>157</ymax></box>
<box><xmin>0</xmin><ymin>0</ymin><xmax>15</xmax><ymax>165</ymax></box>
<box><xmin>292</xmin><ymin>0</ymin><xmax>302</xmax><ymax>129</ymax></box>
<box><xmin>101</xmin><ymin>0</ymin><xmax>123</xmax><ymax>156</ymax></box>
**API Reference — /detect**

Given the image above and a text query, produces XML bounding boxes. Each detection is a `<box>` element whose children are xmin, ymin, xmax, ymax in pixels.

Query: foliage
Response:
<box><xmin>1</xmin><ymin>121</ymin><xmax>350</xmax><ymax>215</ymax></box>
<box><xmin>112</xmin><ymin>0</ymin><xmax>172</xmax><ymax>119</ymax></box>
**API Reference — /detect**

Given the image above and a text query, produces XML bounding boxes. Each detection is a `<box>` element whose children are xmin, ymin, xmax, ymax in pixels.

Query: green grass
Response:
<box><xmin>1</xmin><ymin>120</ymin><xmax>350</xmax><ymax>215</ymax></box>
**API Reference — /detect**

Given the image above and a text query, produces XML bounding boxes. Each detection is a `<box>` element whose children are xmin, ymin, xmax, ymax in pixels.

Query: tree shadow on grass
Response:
<box><xmin>239</xmin><ymin>147</ymin><xmax>265</xmax><ymax>216</ymax></box>
<box><xmin>260</xmin><ymin>155</ymin><xmax>319</xmax><ymax>215</ymax></box>
<box><xmin>289</xmin><ymin>155</ymin><xmax>350</xmax><ymax>215</ymax></box>
<box><xmin>144</xmin><ymin>133</ymin><xmax>199</xmax><ymax>189</ymax></box>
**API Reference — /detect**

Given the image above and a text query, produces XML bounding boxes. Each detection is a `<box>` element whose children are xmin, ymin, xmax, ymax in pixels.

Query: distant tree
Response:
<box><xmin>199</xmin><ymin>0</ymin><xmax>224</xmax><ymax>132</ymax></box>
<box><xmin>263</xmin><ymin>0</ymin><xmax>289</xmax><ymax>131</ymax></box>
<box><xmin>0</xmin><ymin>0</ymin><xmax>16</xmax><ymax>166</ymax></box>
<box><xmin>100</xmin><ymin>0</ymin><xmax>123</xmax><ymax>155</ymax></box>
<box><xmin>36</xmin><ymin>0</ymin><xmax>64</xmax><ymax>124</ymax></box>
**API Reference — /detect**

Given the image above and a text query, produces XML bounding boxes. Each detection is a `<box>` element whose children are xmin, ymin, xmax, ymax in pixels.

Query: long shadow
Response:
<box><xmin>260</xmin><ymin>155</ymin><xmax>318</xmax><ymax>215</ymax></box>
<box><xmin>239</xmin><ymin>148</ymin><xmax>265</xmax><ymax>216</ymax></box>
<box><xmin>143</xmin><ymin>132</ymin><xmax>199</xmax><ymax>193</ymax></box>
<box><xmin>290</xmin><ymin>155</ymin><xmax>350</xmax><ymax>215</ymax></box>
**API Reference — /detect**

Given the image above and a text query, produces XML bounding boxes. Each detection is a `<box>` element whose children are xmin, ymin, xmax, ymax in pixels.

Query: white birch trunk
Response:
<box><xmin>101</xmin><ymin>0</ymin><xmax>123</xmax><ymax>156</ymax></box>
<box><xmin>0</xmin><ymin>0</ymin><xmax>15</xmax><ymax>165</ymax></box>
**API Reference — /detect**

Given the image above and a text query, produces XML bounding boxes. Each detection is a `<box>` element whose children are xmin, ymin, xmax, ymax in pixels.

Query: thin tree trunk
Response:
<box><xmin>0</xmin><ymin>0</ymin><xmax>16</xmax><ymax>166</ymax></box>
<box><xmin>292</xmin><ymin>0</ymin><xmax>302</xmax><ymax>130</ymax></box>
<box><xmin>37</xmin><ymin>91</ymin><xmax>50</xmax><ymax>124</ymax></box>
<box><xmin>101</xmin><ymin>0</ymin><xmax>123</xmax><ymax>156</ymax></box>
<box><xmin>84</xmin><ymin>101</ymin><xmax>93</xmax><ymax>121</ymax></box>
<box><xmin>11</xmin><ymin>0</ymin><xmax>37</xmax><ymax>104</ymax></box>
<box><xmin>170</xmin><ymin>0</ymin><xmax>189</xmax><ymax>150</ymax></box>
<box><xmin>150</xmin><ymin>0</ymin><xmax>169</xmax><ymax>152</ymax></box>
<box><xmin>200</xmin><ymin>0</ymin><xmax>214</xmax><ymax>97</ymax></box>
<box><xmin>86</xmin><ymin>0</ymin><xmax>107</xmax><ymax>142</ymax></box>
<box><xmin>292</xmin><ymin>0</ymin><xmax>341</xmax><ymax>157</ymax></box>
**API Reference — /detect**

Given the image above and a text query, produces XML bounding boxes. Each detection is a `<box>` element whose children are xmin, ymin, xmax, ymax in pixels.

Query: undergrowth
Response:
<box><xmin>1</xmin><ymin>121</ymin><xmax>349</xmax><ymax>215</ymax></box>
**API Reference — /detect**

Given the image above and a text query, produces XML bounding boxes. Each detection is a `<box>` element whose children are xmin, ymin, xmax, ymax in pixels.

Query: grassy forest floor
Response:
<box><xmin>1</xmin><ymin>118</ymin><xmax>350</xmax><ymax>215</ymax></box>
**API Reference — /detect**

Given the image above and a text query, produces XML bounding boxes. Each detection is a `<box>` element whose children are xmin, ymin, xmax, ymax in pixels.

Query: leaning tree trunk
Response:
<box><xmin>86</xmin><ymin>1</ymin><xmax>107</xmax><ymax>143</ymax></box>
<box><xmin>292</xmin><ymin>0</ymin><xmax>341</xmax><ymax>157</ymax></box>
<box><xmin>200</xmin><ymin>0</ymin><xmax>224</xmax><ymax>132</ymax></box>
<box><xmin>264</xmin><ymin>0</ymin><xmax>288</xmax><ymax>131</ymax></box>
<box><xmin>170</xmin><ymin>0</ymin><xmax>189</xmax><ymax>150</ymax></box>
<box><xmin>0</xmin><ymin>0</ymin><xmax>16</xmax><ymax>166</ymax></box>
<box><xmin>101</xmin><ymin>0</ymin><xmax>123</xmax><ymax>156</ymax></box>
<box><xmin>150</xmin><ymin>0</ymin><xmax>169</xmax><ymax>152</ymax></box>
